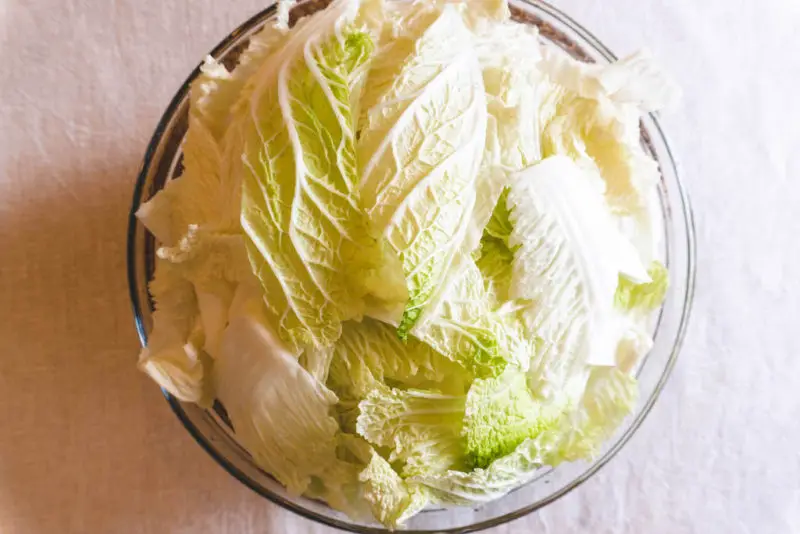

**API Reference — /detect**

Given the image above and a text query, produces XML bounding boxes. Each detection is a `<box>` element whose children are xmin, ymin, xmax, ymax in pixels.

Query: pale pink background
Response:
<box><xmin>1</xmin><ymin>1</ymin><xmax>798</xmax><ymax>533</ymax></box>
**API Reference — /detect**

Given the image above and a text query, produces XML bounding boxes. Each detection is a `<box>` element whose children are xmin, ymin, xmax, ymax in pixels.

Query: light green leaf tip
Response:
<box><xmin>356</xmin><ymin>384</ymin><xmax>466</xmax><ymax>476</ymax></box>
<box><xmin>359</xmin><ymin>451</ymin><xmax>429</xmax><ymax>528</ymax></box>
<box><xmin>615</xmin><ymin>260</ymin><xmax>668</xmax><ymax>311</ymax></box>
<box><xmin>463</xmin><ymin>370</ymin><xmax>561</xmax><ymax>468</ymax></box>
<box><xmin>476</xmin><ymin>188</ymin><xmax>517</xmax><ymax>301</ymax></box>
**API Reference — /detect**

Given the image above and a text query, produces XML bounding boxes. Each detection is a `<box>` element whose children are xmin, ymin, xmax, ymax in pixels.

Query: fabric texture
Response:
<box><xmin>0</xmin><ymin>0</ymin><xmax>797</xmax><ymax>533</ymax></box>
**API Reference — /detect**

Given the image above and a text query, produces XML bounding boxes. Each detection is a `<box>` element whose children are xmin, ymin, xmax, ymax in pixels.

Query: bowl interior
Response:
<box><xmin>127</xmin><ymin>1</ymin><xmax>696</xmax><ymax>531</ymax></box>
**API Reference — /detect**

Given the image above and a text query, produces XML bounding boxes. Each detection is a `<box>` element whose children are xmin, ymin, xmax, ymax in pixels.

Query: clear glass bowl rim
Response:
<box><xmin>126</xmin><ymin>1</ymin><xmax>697</xmax><ymax>531</ymax></box>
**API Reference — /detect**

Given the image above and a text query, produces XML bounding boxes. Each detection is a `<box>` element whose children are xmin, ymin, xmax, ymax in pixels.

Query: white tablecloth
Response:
<box><xmin>1</xmin><ymin>1</ymin><xmax>798</xmax><ymax>532</ymax></box>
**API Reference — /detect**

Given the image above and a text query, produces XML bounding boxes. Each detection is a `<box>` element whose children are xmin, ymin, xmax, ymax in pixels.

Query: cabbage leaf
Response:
<box><xmin>239</xmin><ymin>2</ymin><xmax>406</xmax><ymax>352</ymax></box>
<box><xmin>357</xmin><ymin>6</ymin><xmax>488</xmax><ymax>337</ymax></box>
<box><xmin>507</xmin><ymin>156</ymin><xmax>648</xmax><ymax>393</ymax></box>
<box><xmin>356</xmin><ymin>384</ymin><xmax>466</xmax><ymax>476</ymax></box>
<box><xmin>214</xmin><ymin>312</ymin><xmax>340</xmax><ymax>495</ymax></box>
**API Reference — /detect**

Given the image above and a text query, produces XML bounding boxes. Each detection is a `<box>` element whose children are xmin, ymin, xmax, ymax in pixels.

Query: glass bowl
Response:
<box><xmin>127</xmin><ymin>0</ymin><xmax>696</xmax><ymax>531</ymax></box>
